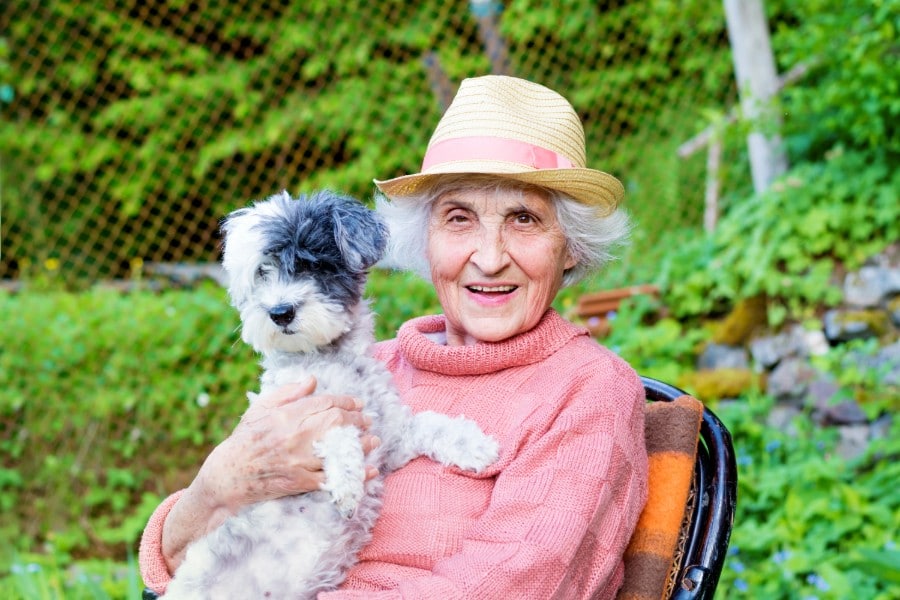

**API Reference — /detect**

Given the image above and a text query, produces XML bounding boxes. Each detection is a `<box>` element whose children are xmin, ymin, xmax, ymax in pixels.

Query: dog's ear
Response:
<box><xmin>328</xmin><ymin>195</ymin><xmax>388</xmax><ymax>272</ymax></box>
<box><xmin>220</xmin><ymin>207</ymin><xmax>250</xmax><ymax>242</ymax></box>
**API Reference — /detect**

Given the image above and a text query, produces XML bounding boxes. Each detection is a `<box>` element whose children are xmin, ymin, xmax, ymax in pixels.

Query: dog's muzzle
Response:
<box><xmin>268</xmin><ymin>303</ymin><xmax>296</xmax><ymax>327</ymax></box>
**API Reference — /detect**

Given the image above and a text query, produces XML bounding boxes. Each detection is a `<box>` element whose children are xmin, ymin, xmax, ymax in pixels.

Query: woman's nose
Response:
<box><xmin>470</xmin><ymin>225</ymin><xmax>509</xmax><ymax>274</ymax></box>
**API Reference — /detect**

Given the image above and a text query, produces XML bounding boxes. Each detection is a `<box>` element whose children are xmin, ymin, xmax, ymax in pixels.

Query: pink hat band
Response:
<box><xmin>422</xmin><ymin>136</ymin><xmax>575</xmax><ymax>172</ymax></box>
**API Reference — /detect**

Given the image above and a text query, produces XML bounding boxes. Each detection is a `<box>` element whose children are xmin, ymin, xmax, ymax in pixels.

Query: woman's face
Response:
<box><xmin>427</xmin><ymin>186</ymin><xmax>576</xmax><ymax>346</ymax></box>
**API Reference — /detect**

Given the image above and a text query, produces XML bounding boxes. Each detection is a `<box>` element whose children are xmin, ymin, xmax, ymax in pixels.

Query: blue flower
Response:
<box><xmin>806</xmin><ymin>573</ymin><xmax>830</xmax><ymax>592</ymax></box>
<box><xmin>737</xmin><ymin>455</ymin><xmax>753</xmax><ymax>467</ymax></box>
<box><xmin>765</xmin><ymin>440</ymin><xmax>782</xmax><ymax>452</ymax></box>
<box><xmin>731</xmin><ymin>560</ymin><xmax>746</xmax><ymax>573</ymax></box>
<box><xmin>735</xmin><ymin>579</ymin><xmax>749</xmax><ymax>592</ymax></box>
<box><xmin>773</xmin><ymin>550</ymin><xmax>792</xmax><ymax>564</ymax></box>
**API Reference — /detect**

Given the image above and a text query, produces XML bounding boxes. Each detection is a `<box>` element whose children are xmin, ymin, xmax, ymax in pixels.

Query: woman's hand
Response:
<box><xmin>162</xmin><ymin>377</ymin><xmax>378</xmax><ymax>572</ymax></box>
<box><xmin>201</xmin><ymin>378</ymin><xmax>378</xmax><ymax>508</ymax></box>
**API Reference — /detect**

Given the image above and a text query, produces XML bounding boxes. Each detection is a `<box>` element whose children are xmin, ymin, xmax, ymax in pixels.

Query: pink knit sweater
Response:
<box><xmin>140</xmin><ymin>310</ymin><xmax>648</xmax><ymax>599</ymax></box>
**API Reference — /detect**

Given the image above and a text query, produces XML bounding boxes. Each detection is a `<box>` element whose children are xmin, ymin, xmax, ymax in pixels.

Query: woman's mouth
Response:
<box><xmin>466</xmin><ymin>284</ymin><xmax>518</xmax><ymax>295</ymax></box>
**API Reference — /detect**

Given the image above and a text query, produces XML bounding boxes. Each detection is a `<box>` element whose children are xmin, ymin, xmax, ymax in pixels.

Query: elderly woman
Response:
<box><xmin>140</xmin><ymin>75</ymin><xmax>648</xmax><ymax>599</ymax></box>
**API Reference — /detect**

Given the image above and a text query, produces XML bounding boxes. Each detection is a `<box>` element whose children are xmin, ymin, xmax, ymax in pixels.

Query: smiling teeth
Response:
<box><xmin>469</xmin><ymin>285</ymin><xmax>517</xmax><ymax>292</ymax></box>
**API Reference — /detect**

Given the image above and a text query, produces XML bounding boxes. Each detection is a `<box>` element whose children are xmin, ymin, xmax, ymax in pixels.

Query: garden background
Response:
<box><xmin>2</xmin><ymin>0</ymin><xmax>899</xmax><ymax>598</ymax></box>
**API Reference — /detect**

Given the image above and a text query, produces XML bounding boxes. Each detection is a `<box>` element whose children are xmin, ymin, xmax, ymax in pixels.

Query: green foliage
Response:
<box><xmin>774</xmin><ymin>0</ymin><xmax>900</xmax><ymax>156</ymax></box>
<box><xmin>810</xmin><ymin>338</ymin><xmax>900</xmax><ymax>417</ymax></box>
<box><xmin>602</xmin><ymin>295</ymin><xmax>708</xmax><ymax>384</ymax></box>
<box><xmin>647</xmin><ymin>0</ymin><xmax>900</xmax><ymax>323</ymax></box>
<box><xmin>714</xmin><ymin>392</ymin><xmax>900</xmax><ymax>599</ymax></box>
<box><xmin>0</xmin><ymin>285</ymin><xmax>258</xmax><ymax>561</ymax></box>
<box><xmin>3</xmin><ymin>0</ymin><xmax>738</xmax><ymax>283</ymax></box>
<box><xmin>366</xmin><ymin>268</ymin><xmax>441</xmax><ymax>340</ymax></box>
<box><xmin>0</xmin><ymin>553</ymin><xmax>141</xmax><ymax>600</ymax></box>
<box><xmin>0</xmin><ymin>269</ymin><xmax>447</xmax><ymax>564</ymax></box>
<box><xmin>657</xmin><ymin>148</ymin><xmax>900</xmax><ymax>320</ymax></box>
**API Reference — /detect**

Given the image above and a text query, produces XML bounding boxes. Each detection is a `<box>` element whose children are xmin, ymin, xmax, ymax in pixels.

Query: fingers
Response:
<box><xmin>362</xmin><ymin>435</ymin><xmax>381</xmax><ymax>454</ymax></box>
<box><xmin>264</xmin><ymin>382</ymin><xmax>362</xmax><ymax>414</ymax></box>
<box><xmin>255</xmin><ymin>377</ymin><xmax>318</xmax><ymax>409</ymax></box>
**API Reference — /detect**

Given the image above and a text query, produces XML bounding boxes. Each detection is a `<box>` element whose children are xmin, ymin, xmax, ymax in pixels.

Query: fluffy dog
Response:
<box><xmin>162</xmin><ymin>191</ymin><xmax>498</xmax><ymax>600</ymax></box>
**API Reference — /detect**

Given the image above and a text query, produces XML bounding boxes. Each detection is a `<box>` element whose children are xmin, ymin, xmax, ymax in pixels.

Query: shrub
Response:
<box><xmin>656</xmin><ymin>149</ymin><xmax>900</xmax><ymax>322</ymax></box>
<box><xmin>715</xmin><ymin>391</ymin><xmax>900</xmax><ymax>599</ymax></box>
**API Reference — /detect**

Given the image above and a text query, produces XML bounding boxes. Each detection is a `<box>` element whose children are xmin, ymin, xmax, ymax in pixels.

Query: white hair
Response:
<box><xmin>374</xmin><ymin>175</ymin><xmax>631</xmax><ymax>287</ymax></box>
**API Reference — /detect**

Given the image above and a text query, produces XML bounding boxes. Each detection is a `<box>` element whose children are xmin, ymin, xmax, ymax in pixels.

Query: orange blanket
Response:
<box><xmin>616</xmin><ymin>395</ymin><xmax>704</xmax><ymax>600</ymax></box>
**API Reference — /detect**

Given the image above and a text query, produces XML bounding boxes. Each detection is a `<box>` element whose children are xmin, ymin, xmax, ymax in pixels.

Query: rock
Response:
<box><xmin>820</xmin><ymin>401</ymin><xmax>868</xmax><ymax>426</ymax></box>
<box><xmin>870</xmin><ymin>413</ymin><xmax>893</xmax><ymax>440</ymax></box>
<box><xmin>804</xmin><ymin>328</ymin><xmax>831</xmax><ymax>356</ymax></box>
<box><xmin>823</xmin><ymin>309</ymin><xmax>890</xmax><ymax>344</ymax></box>
<box><xmin>844</xmin><ymin>266</ymin><xmax>888</xmax><ymax>308</ymax></box>
<box><xmin>679</xmin><ymin>368</ymin><xmax>761</xmax><ymax>401</ymax></box>
<box><xmin>698</xmin><ymin>343</ymin><xmax>749</xmax><ymax>371</ymax></box>
<box><xmin>888</xmin><ymin>296</ymin><xmax>900</xmax><ymax>329</ymax></box>
<box><xmin>712</xmin><ymin>295</ymin><xmax>768</xmax><ymax>345</ymax></box>
<box><xmin>845</xmin><ymin>341</ymin><xmax>900</xmax><ymax>387</ymax></box>
<box><xmin>806</xmin><ymin>375</ymin><xmax>841</xmax><ymax>408</ymax></box>
<box><xmin>870</xmin><ymin>341</ymin><xmax>900</xmax><ymax>387</ymax></box>
<box><xmin>145</xmin><ymin>262</ymin><xmax>228</xmax><ymax>287</ymax></box>
<box><xmin>750</xmin><ymin>325</ymin><xmax>810</xmax><ymax>369</ymax></box>
<box><xmin>835</xmin><ymin>425</ymin><xmax>870</xmax><ymax>462</ymax></box>
<box><xmin>881</xmin><ymin>267</ymin><xmax>900</xmax><ymax>298</ymax></box>
<box><xmin>766</xmin><ymin>358</ymin><xmax>819</xmax><ymax>403</ymax></box>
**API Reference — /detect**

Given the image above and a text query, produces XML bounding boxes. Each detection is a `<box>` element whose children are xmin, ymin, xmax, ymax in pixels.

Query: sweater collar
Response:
<box><xmin>396</xmin><ymin>309</ymin><xmax>588</xmax><ymax>375</ymax></box>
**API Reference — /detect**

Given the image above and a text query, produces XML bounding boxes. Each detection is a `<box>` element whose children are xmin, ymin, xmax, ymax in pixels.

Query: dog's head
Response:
<box><xmin>221</xmin><ymin>190</ymin><xmax>387</xmax><ymax>354</ymax></box>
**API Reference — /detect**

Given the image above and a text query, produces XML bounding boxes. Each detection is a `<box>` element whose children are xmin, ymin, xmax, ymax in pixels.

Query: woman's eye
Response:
<box><xmin>513</xmin><ymin>212</ymin><xmax>536</xmax><ymax>225</ymax></box>
<box><xmin>446</xmin><ymin>212</ymin><xmax>471</xmax><ymax>225</ymax></box>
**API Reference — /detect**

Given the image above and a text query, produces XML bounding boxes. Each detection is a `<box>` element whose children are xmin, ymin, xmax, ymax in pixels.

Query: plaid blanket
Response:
<box><xmin>616</xmin><ymin>394</ymin><xmax>704</xmax><ymax>600</ymax></box>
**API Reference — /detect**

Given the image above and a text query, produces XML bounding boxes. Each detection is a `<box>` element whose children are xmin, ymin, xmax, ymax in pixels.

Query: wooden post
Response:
<box><xmin>723</xmin><ymin>0</ymin><xmax>788</xmax><ymax>193</ymax></box>
<box><xmin>704</xmin><ymin>137</ymin><xmax>722</xmax><ymax>233</ymax></box>
<box><xmin>469</xmin><ymin>0</ymin><xmax>511</xmax><ymax>75</ymax></box>
<box><xmin>422</xmin><ymin>51</ymin><xmax>455</xmax><ymax>112</ymax></box>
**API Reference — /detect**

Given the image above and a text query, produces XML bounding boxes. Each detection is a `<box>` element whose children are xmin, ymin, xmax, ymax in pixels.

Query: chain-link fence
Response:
<box><xmin>2</xmin><ymin>0</ymin><xmax>752</xmax><ymax>289</ymax></box>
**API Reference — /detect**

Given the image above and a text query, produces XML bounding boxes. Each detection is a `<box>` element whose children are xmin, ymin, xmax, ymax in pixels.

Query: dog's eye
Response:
<box><xmin>295</xmin><ymin>258</ymin><xmax>322</xmax><ymax>271</ymax></box>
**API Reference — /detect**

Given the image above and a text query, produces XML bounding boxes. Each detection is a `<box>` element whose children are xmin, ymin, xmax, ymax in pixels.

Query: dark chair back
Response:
<box><xmin>641</xmin><ymin>377</ymin><xmax>738</xmax><ymax>600</ymax></box>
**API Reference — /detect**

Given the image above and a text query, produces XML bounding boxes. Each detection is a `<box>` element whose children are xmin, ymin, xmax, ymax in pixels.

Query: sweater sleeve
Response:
<box><xmin>321</xmin><ymin>364</ymin><xmax>648</xmax><ymax>600</ymax></box>
<box><xmin>138</xmin><ymin>490</ymin><xmax>185</xmax><ymax>595</ymax></box>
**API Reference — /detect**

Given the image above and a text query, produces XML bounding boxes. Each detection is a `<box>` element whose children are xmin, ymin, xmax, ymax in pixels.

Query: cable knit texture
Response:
<box><xmin>139</xmin><ymin>309</ymin><xmax>648</xmax><ymax>599</ymax></box>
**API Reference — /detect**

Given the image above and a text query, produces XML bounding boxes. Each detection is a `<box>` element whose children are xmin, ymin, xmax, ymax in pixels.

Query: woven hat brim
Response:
<box><xmin>375</xmin><ymin>166</ymin><xmax>624</xmax><ymax>216</ymax></box>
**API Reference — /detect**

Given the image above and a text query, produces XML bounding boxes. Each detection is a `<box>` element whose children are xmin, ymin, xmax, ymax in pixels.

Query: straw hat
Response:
<box><xmin>374</xmin><ymin>75</ymin><xmax>624</xmax><ymax>214</ymax></box>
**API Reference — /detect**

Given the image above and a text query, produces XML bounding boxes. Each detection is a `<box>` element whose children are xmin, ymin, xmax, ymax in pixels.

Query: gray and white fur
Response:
<box><xmin>162</xmin><ymin>190</ymin><xmax>498</xmax><ymax>599</ymax></box>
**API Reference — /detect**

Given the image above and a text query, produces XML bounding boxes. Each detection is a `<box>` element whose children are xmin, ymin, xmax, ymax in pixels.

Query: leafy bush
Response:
<box><xmin>0</xmin><ymin>268</ymin><xmax>446</xmax><ymax>564</ymax></box>
<box><xmin>714</xmin><ymin>391</ymin><xmax>900</xmax><ymax>599</ymax></box>
<box><xmin>0</xmin><ymin>284</ymin><xmax>258</xmax><ymax>562</ymax></box>
<box><xmin>0</xmin><ymin>553</ymin><xmax>141</xmax><ymax>600</ymax></box>
<box><xmin>656</xmin><ymin>148</ymin><xmax>899</xmax><ymax>321</ymax></box>
<box><xmin>774</xmin><ymin>0</ymin><xmax>900</xmax><ymax>157</ymax></box>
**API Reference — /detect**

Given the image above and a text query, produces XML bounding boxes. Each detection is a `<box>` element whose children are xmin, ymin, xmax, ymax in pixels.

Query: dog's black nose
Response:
<box><xmin>269</xmin><ymin>303</ymin><xmax>296</xmax><ymax>327</ymax></box>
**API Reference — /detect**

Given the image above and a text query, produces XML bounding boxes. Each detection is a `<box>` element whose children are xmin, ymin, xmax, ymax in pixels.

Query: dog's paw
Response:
<box><xmin>411</xmin><ymin>412</ymin><xmax>499</xmax><ymax>473</ymax></box>
<box><xmin>314</xmin><ymin>426</ymin><xmax>366</xmax><ymax>518</ymax></box>
<box><xmin>331</xmin><ymin>484</ymin><xmax>363</xmax><ymax>518</ymax></box>
<box><xmin>446</xmin><ymin>420</ymin><xmax>499</xmax><ymax>473</ymax></box>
